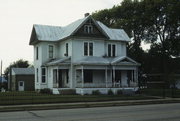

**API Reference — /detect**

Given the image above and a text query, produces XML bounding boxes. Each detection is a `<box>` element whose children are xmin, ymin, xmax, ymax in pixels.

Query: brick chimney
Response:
<box><xmin>84</xmin><ymin>13</ymin><xmax>90</xmax><ymax>17</ymax></box>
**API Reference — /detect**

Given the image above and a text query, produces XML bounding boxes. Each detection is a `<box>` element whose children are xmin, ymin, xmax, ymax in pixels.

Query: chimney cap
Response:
<box><xmin>84</xmin><ymin>13</ymin><xmax>90</xmax><ymax>17</ymax></box>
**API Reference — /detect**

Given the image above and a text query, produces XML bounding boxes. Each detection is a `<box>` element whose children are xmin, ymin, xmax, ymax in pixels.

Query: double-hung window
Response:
<box><xmin>84</xmin><ymin>25</ymin><xmax>93</xmax><ymax>34</ymax></box>
<box><xmin>65</xmin><ymin>43</ymin><xmax>68</xmax><ymax>56</ymax></box>
<box><xmin>41</xmin><ymin>67</ymin><xmax>46</xmax><ymax>83</ymax></box>
<box><xmin>84</xmin><ymin>42</ymin><xmax>93</xmax><ymax>56</ymax></box>
<box><xmin>36</xmin><ymin>47</ymin><xmax>38</xmax><ymax>60</ymax></box>
<box><xmin>108</xmin><ymin>44</ymin><xmax>116</xmax><ymax>57</ymax></box>
<box><xmin>49</xmin><ymin>45</ymin><xmax>54</xmax><ymax>59</ymax></box>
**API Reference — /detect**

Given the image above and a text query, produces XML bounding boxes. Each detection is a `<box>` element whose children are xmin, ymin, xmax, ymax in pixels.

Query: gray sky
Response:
<box><xmin>0</xmin><ymin>0</ymin><xmax>122</xmax><ymax>72</ymax></box>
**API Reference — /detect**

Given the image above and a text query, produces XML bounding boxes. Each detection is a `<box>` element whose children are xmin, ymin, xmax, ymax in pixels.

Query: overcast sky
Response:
<box><xmin>0</xmin><ymin>0</ymin><xmax>122</xmax><ymax>72</ymax></box>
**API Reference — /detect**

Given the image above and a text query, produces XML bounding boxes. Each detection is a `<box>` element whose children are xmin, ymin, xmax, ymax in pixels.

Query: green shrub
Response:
<box><xmin>92</xmin><ymin>90</ymin><xmax>101</xmax><ymax>95</ymax></box>
<box><xmin>117</xmin><ymin>90</ymin><xmax>123</xmax><ymax>95</ymax></box>
<box><xmin>40</xmin><ymin>88</ymin><xmax>52</xmax><ymax>94</ymax></box>
<box><xmin>60</xmin><ymin>89</ymin><xmax>76</xmax><ymax>95</ymax></box>
<box><xmin>108</xmin><ymin>89</ymin><xmax>114</xmax><ymax>95</ymax></box>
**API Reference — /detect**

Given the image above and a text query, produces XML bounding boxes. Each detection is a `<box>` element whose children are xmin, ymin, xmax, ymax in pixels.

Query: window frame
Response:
<box><xmin>36</xmin><ymin>47</ymin><xmax>38</xmax><ymax>60</ymax></box>
<box><xmin>107</xmin><ymin>43</ymin><xmax>116</xmax><ymax>57</ymax></box>
<box><xmin>41</xmin><ymin>67</ymin><xmax>46</xmax><ymax>83</ymax></box>
<box><xmin>48</xmin><ymin>45</ymin><xmax>54</xmax><ymax>59</ymax></box>
<box><xmin>84</xmin><ymin>25</ymin><xmax>93</xmax><ymax>34</ymax></box>
<box><xmin>83</xmin><ymin>42</ymin><xmax>94</xmax><ymax>56</ymax></box>
<box><xmin>65</xmin><ymin>43</ymin><xmax>69</xmax><ymax>56</ymax></box>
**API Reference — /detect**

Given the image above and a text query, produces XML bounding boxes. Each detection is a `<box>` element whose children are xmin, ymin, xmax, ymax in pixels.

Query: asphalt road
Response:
<box><xmin>0</xmin><ymin>103</ymin><xmax>180</xmax><ymax>121</ymax></box>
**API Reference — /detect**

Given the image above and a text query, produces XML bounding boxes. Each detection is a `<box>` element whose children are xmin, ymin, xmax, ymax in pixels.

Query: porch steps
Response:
<box><xmin>52</xmin><ymin>88</ymin><xmax>60</xmax><ymax>94</ymax></box>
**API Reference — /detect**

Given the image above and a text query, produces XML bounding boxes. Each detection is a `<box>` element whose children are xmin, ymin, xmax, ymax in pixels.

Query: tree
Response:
<box><xmin>92</xmin><ymin>0</ymin><xmax>180</xmax><ymax>89</ymax></box>
<box><xmin>4</xmin><ymin>59</ymin><xmax>31</xmax><ymax>80</ymax></box>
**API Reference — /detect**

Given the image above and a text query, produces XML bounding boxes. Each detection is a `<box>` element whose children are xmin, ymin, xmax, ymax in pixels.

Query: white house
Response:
<box><xmin>29</xmin><ymin>14</ymin><xmax>140</xmax><ymax>94</ymax></box>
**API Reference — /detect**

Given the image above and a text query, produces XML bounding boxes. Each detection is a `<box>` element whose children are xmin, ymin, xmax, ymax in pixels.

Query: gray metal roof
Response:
<box><xmin>32</xmin><ymin>16</ymin><xmax>130</xmax><ymax>43</ymax></box>
<box><xmin>96</xmin><ymin>21</ymin><xmax>130</xmax><ymax>41</ymax></box>
<box><xmin>11</xmin><ymin>68</ymin><xmax>34</xmax><ymax>75</ymax></box>
<box><xmin>76</xmin><ymin>56</ymin><xmax>110</xmax><ymax>65</ymax></box>
<box><xmin>34</xmin><ymin>16</ymin><xmax>88</xmax><ymax>41</ymax></box>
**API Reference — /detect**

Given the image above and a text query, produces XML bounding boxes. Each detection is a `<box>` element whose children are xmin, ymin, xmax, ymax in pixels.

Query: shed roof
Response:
<box><xmin>11</xmin><ymin>68</ymin><xmax>34</xmax><ymax>75</ymax></box>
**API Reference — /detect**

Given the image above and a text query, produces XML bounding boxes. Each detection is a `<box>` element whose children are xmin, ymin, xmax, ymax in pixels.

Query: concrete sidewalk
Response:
<box><xmin>0</xmin><ymin>98</ymin><xmax>180</xmax><ymax>112</ymax></box>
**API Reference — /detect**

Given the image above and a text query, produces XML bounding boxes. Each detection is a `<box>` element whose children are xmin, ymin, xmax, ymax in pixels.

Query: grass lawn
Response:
<box><xmin>140</xmin><ymin>88</ymin><xmax>180</xmax><ymax>98</ymax></box>
<box><xmin>0</xmin><ymin>91</ymin><xmax>157</xmax><ymax>105</ymax></box>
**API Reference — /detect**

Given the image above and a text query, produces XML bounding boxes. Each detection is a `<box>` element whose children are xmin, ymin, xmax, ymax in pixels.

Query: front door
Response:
<box><xmin>18</xmin><ymin>81</ymin><xmax>24</xmax><ymax>91</ymax></box>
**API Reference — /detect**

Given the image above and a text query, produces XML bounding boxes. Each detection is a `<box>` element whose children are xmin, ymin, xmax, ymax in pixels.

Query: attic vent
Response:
<box><xmin>84</xmin><ymin>13</ymin><xmax>90</xmax><ymax>17</ymax></box>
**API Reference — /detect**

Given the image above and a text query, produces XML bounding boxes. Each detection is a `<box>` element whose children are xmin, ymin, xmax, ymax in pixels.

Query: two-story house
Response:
<box><xmin>29</xmin><ymin>14</ymin><xmax>140</xmax><ymax>94</ymax></box>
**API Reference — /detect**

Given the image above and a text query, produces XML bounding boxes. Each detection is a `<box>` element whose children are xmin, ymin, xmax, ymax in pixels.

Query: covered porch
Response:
<box><xmin>75</xmin><ymin>65</ymin><xmax>138</xmax><ymax>88</ymax></box>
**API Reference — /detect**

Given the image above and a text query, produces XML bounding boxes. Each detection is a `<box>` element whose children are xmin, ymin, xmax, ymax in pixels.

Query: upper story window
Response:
<box><xmin>84</xmin><ymin>25</ymin><xmax>93</xmax><ymax>34</ymax></box>
<box><xmin>65</xmin><ymin>43</ymin><xmax>68</xmax><ymax>56</ymax></box>
<box><xmin>36</xmin><ymin>47</ymin><xmax>38</xmax><ymax>60</ymax></box>
<box><xmin>41</xmin><ymin>67</ymin><xmax>46</xmax><ymax>83</ymax></box>
<box><xmin>49</xmin><ymin>45</ymin><xmax>54</xmax><ymax>59</ymax></box>
<box><xmin>108</xmin><ymin>44</ymin><xmax>116</xmax><ymax>57</ymax></box>
<box><xmin>84</xmin><ymin>42</ymin><xmax>93</xmax><ymax>56</ymax></box>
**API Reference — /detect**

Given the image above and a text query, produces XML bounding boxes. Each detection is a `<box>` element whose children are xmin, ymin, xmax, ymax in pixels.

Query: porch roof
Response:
<box><xmin>44</xmin><ymin>57</ymin><xmax>71</xmax><ymax>66</ymax></box>
<box><xmin>44</xmin><ymin>56</ymin><xmax>140</xmax><ymax>67</ymax></box>
<box><xmin>75</xmin><ymin>56</ymin><xmax>110</xmax><ymax>65</ymax></box>
<box><xmin>74</xmin><ymin>56</ymin><xmax>140</xmax><ymax>66</ymax></box>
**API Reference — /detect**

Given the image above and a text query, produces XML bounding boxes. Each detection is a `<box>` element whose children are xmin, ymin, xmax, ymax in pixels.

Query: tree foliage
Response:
<box><xmin>92</xmin><ymin>0</ymin><xmax>180</xmax><ymax>86</ymax></box>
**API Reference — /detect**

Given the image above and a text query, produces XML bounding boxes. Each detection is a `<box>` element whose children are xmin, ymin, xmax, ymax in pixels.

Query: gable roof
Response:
<box><xmin>11</xmin><ymin>68</ymin><xmax>34</xmax><ymax>75</ymax></box>
<box><xmin>30</xmin><ymin>15</ymin><xmax>130</xmax><ymax>45</ymax></box>
<box><xmin>111</xmin><ymin>56</ymin><xmax>140</xmax><ymax>66</ymax></box>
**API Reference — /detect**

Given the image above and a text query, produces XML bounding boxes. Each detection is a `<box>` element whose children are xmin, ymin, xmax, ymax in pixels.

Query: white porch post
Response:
<box><xmin>74</xmin><ymin>68</ymin><xmax>76</xmax><ymax>88</ymax></box>
<box><xmin>105</xmin><ymin>66</ymin><xmax>107</xmax><ymax>88</ymax></box>
<box><xmin>113</xmin><ymin>66</ymin><xmax>115</xmax><ymax>87</ymax></box>
<box><xmin>57</xmin><ymin>69</ymin><xmax>59</xmax><ymax>88</ymax></box>
<box><xmin>81</xmin><ymin>66</ymin><xmax>84</xmax><ymax>88</ymax></box>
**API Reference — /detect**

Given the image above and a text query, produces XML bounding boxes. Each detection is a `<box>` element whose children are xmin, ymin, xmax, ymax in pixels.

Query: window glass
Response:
<box><xmin>112</xmin><ymin>44</ymin><xmax>116</xmax><ymax>57</ymax></box>
<box><xmin>108</xmin><ymin>44</ymin><xmax>116</xmax><ymax>57</ymax></box>
<box><xmin>36</xmin><ymin>47</ymin><xmax>38</xmax><ymax>60</ymax></box>
<box><xmin>66</xmin><ymin>43</ymin><xmax>68</xmax><ymax>56</ymax></box>
<box><xmin>108</xmin><ymin>44</ymin><xmax>111</xmax><ymax>57</ymax></box>
<box><xmin>41</xmin><ymin>68</ymin><xmax>46</xmax><ymax>83</ymax></box>
<box><xmin>49</xmin><ymin>45</ymin><xmax>54</xmax><ymax>58</ymax></box>
<box><xmin>89</xmin><ymin>43</ymin><xmax>93</xmax><ymax>56</ymax></box>
<box><xmin>84</xmin><ymin>25</ymin><xmax>93</xmax><ymax>34</ymax></box>
<box><xmin>84</xmin><ymin>42</ymin><xmax>88</xmax><ymax>56</ymax></box>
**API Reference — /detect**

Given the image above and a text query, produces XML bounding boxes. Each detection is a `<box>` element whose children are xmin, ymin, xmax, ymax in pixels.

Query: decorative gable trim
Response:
<box><xmin>111</xmin><ymin>56</ymin><xmax>140</xmax><ymax>66</ymax></box>
<box><xmin>71</xmin><ymin>16</ymin><xmax>109</xmax><ymax>39</ymax></box>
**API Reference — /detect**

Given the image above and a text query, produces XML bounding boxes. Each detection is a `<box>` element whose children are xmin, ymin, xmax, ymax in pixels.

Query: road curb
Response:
<box><xmin>0</xmin><ymin>99</ymin><xmax>180</xmax><ymax>112</ymax></box>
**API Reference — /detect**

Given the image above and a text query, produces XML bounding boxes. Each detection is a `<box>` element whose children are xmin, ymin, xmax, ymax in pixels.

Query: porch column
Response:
<box><xmin>105</xmin><ymin>66</ymin><xmax>107</xmax><ymax>88</ymax></box>
<box><xmin>57</xmin><ymin>69</ymin><xmax>59</xmax><ymax>88</ymax></box>
<box><xmin>74</xmin><ymin>69</ymin><xmax>76</xmax><ymax>88</ymax></box>
<box><xmin>113</xmin><ymin>66</ymin><xmax>115</xmax><ymax>87</ymax></box>
<box><xmin>81</xmin><ymin>66</ymin><xmax>84</xmax><ymax>88</ymax></box>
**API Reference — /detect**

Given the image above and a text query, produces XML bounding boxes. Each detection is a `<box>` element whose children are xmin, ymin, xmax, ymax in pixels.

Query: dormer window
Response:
<box><xmin>84</xmin><ymin>25</ymin><xmax>93</xmax><ymax>34</ymax></box>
